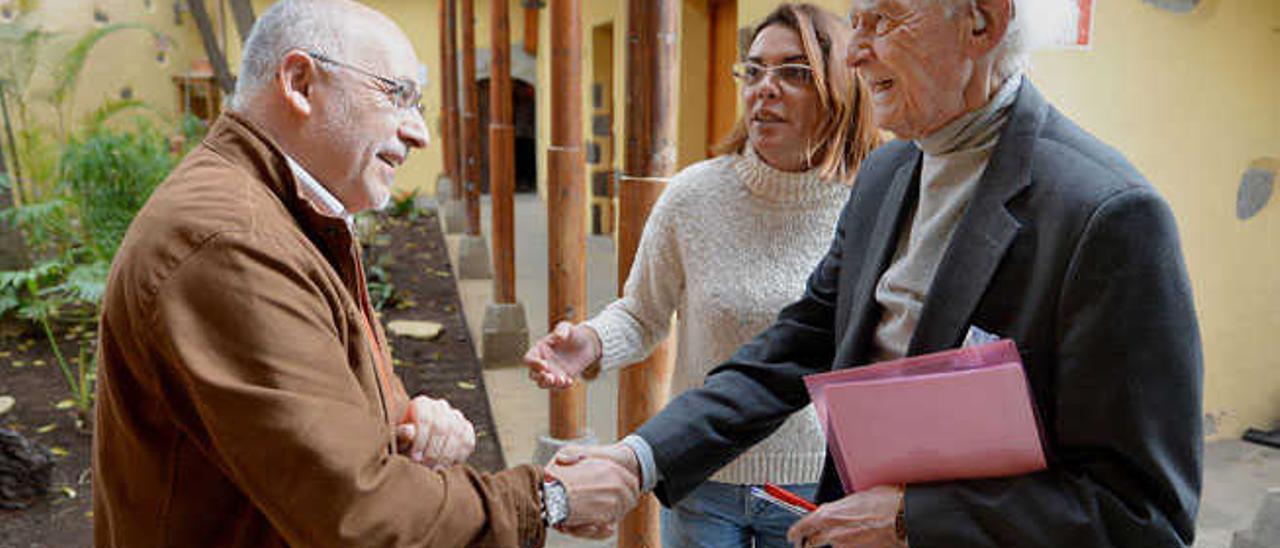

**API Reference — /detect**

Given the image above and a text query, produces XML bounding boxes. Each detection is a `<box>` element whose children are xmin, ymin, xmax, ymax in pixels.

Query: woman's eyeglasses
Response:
<box><xmin>305</xmin><ymin>51</ymin><xmax>424</xmax><ymax>115</ymax></box>
<box><xmin>732</xmin><ymin>62</ymin><xmax>815</xmax><ymax>88</ymax></box>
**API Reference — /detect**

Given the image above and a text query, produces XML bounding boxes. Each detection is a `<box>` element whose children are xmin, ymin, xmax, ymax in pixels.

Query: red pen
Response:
<box><xmin>750</xmin><ymin>483</ymin><xmax>818</xmax><ymax>515</ymax></box>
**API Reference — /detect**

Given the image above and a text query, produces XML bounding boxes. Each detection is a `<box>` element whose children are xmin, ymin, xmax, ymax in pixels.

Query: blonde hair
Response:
<box><xmin>712</xmin><ymin>3</ymin><xmax>881</xmax><ymax>184</ymax></box>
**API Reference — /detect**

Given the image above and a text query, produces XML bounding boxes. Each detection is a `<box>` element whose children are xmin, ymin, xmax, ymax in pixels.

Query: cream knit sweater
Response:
<box><xmin>584</xmin><ymin>148</ymin><xmax>849</xmax><ymax>485</ymax></box>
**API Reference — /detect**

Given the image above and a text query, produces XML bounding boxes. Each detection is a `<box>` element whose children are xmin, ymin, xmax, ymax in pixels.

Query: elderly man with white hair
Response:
<box><xmin>92</xmin><ymin>0</ymin><xmax>638</xmax><ymax>546</ymax></box>
<box><xmin>558</xmin><ymin>0</ymin><xmax>1203</xmax><ymax>546</ymax></box>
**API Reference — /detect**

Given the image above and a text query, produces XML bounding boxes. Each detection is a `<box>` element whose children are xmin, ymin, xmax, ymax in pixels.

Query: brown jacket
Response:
<box><xmin>92</xmin><ymin>113</ymin><xmax>545</xmax><ymax>547</ymax></box>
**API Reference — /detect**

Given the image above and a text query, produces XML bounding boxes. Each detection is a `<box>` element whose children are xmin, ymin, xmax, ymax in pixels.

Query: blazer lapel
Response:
<box><xmin>832</xmin><ymin>152</ymin><xmax>920</xmax><ymax>369</ymax></box>
<box><xmin>907</xmin><ymin>81</ymin><xmax>1049</xmax><ymax>355</ymax></box>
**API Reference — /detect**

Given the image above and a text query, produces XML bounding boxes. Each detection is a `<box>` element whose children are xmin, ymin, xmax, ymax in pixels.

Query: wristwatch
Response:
<box><xmin>541</xmin><ymin>475</ymin><xmax>569</xmax><ymax>527</ymax></box>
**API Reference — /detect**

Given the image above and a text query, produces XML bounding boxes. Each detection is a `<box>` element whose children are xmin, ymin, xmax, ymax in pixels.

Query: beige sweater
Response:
<box><xmin>585</xmin><ymin>148</ymin><xmax>849</xmax><ymax>485</ymax></box>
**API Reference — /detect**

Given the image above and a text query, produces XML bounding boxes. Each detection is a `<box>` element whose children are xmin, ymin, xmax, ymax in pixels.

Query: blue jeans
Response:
<box><xmin>660</xmin><ymin>481</ymin><xmax>818</xmax><ymax>548</ymax></box>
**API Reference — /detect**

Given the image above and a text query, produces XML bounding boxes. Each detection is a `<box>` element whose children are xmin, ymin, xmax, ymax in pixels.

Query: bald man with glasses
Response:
<box><xmin>91</xmin><ymin>1</ymin><xmax>636</xmax><ymax>546</ymax></box>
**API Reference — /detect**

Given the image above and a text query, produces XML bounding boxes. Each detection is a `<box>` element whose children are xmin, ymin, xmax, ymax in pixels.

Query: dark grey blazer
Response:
<box><xmin>634</xmin><ymin>81</ymin><xmax>1203</xmax><ymax>547</ymax></box>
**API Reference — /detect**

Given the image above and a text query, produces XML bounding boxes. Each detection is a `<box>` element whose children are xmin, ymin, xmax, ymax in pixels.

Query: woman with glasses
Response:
<box><xmin>524</xmin><ymin>4</ymin><xmax>879</xmax><ymax>545</ymax></box>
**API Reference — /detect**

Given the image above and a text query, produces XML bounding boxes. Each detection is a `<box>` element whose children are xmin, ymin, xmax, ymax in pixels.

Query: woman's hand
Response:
<box><xmin>787</xmin><ymin>485</ymin><xmax>907</xmax><ymax>547</ymax></box>
<box><xmin>522</xmin><ymin>321</ymin><xmax>602</xmax><ymax>389</ymax></box>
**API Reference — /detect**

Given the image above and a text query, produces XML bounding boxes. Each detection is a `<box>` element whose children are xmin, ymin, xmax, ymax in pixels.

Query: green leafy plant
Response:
<box><xmin>61</xmin><ymin>118</ymin><xmax>174</xmax><ymax>260</ymax></box>
<box><xmin>0</xmin><ymin>14</ymin><xmax>180</xmax><ymax>422</ymax></box>
<box><xmin>0</xmin><ymin>120</ymin><xmax>176</xmax><ymax>422</ymax></box>
<box><xmin>388</xmin><ymin>188</ymin><xmax>421</xmax><ymax>219</ymax></box>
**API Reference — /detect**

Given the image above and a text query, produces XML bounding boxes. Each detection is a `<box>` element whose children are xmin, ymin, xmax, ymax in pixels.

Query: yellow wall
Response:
<box><xmin>7</xmin><ymin>0</ymin><xmax>206</xmax><ymax>131</ymax></box>
<box><xmin>1028</xmin><ymin>0</ymin><xmax>1280</xmax><ymax>438</ymax></box>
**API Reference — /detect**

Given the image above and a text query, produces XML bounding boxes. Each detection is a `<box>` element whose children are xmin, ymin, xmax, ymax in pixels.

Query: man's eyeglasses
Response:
<box><xmin>732</xmin><ymin>62</ymin><xmax>815</xmax><ymax>88</ymax></box>
<box><xmin>305</xmin><ymin>51</ymin><xmax>424</xmax><ymax>115</ymax></box>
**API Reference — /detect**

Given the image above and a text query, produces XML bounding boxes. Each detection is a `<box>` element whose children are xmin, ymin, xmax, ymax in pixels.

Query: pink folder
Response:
<box><xmin>804</xmin><ymin>339</ymin><xmax>1047</xmax><ymax>493</ymax></box>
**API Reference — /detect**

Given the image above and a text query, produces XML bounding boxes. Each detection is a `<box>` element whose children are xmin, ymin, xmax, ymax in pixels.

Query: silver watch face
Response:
<box><xmin>544</xmin><ymin>480</ymin><xmax>569</xmax><ymax>525</ymax></box>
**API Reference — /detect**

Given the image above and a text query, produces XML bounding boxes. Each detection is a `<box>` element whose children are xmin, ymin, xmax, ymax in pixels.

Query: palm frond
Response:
<box><xmin>0</xmin><ymin>257</ymin><xmax>62</xmax><ymax>290</ymax></box>
<box><xmin>0</xmin><ymin>198</ymin><xmax>64</xmax><ymax>229</ymax></box>
<box><xmin>80</xmin><ymin>98</ymin><xmax>157</xmax><ymax>135</ymax></box>
<box><xmin>55</xmin><ymin>260</ymin><xmax>107</xmax><ymax>304</ymax></box>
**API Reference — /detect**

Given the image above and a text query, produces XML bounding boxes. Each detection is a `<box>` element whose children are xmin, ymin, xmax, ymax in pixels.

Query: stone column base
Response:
<box><xmin>482</xmin><ymin>301</ymin><xmax>530</xmax><ymax>368</ymax></box>
<box><xmin>435</xmin><ymin>175</ymin><xmax>453</xmax><ymax>205</ymax></box>
<box><xmin>442</xmin><ymin>199</ymin><xmax>467</xmax><ymax>234</ymax></box>
<box><xmin>533</xmin><ymin>431</ymin><xmax>599</xmax><ymax>466</ymax></box>
<box><xmin>456</xmin><ymin>234</ymin><xmax>493</xmax><ymax>279</ymax></box>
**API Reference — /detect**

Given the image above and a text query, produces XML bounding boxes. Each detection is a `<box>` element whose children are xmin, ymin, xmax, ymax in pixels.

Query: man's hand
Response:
<box><xmin>787</xmin><ymin>485</ymin><xmax>906</xmax><ymax>547</ymax></box>
<box><xmin>544</xmin><ymin>443</ymin><xmax>641</xmax><ymax>531</ymax></box>
<box><xmin>395</xmin><ymin>395</ymin><xmax>476</xmax><ymax>469</ymax></box>
<box><xmin>523</xmin><ymin>321</ymin><xmax>602</xmax><ymax>389</ymax></box>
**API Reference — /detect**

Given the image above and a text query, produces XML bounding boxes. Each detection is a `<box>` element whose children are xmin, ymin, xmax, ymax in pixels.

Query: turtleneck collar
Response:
<box><xmin>915</xmin><ymin>73</ymin><xmax>1023</xmax><ymax>157</ymax></box>
<box><xmin>732</xmin><ymin>145</ymin><xmax>849</xmax><ymax>206</ymax></box>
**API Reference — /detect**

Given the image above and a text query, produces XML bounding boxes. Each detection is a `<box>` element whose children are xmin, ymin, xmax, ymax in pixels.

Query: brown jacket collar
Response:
<box><xmin>203</xmin><ymin>111</ymin><xmax>352</xmax><ymax>249</ymax></box>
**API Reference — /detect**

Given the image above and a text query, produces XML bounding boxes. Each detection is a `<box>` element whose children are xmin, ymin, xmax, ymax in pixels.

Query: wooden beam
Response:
<box><xmin>185</xmin><ymin>0</ymin><xmax>236</xmax><ymax>93</ymax></box>
<box><xmin>617</xmin><ymin>0</ymin><xmax>680</xmax><ymax>544</ymax></box>
<box><xmin>439</xmin><ymin>0</ymin><xmax>458</xmax><ymax>184</ymax></box>
<box><xmin>547</xmin><ymin>0</ymin><xmax>587</xmax><ymax>441</ymax></box>
<box><xmin>490</xmin><ymin>0</ymin><xmax>516</xmax><ymax>303</ymax></box>
<box><xmin>227</xmin><ymin>0</ymin><xmax>255</xmax><ymax>45</ymax></box>
<box><xmin>443</xmin><ymin>0</ymin><xmax>462</xmax><ymax>198</ymax></box>
<box><xmin>523</xmin><ymin>1</ymin><xmax>539</xmax><ymax>56</ymax></box>
<box><xmin>460</xmin><ymin>0</ymin><xmax>481</xmax><ymax>235</ymax></box>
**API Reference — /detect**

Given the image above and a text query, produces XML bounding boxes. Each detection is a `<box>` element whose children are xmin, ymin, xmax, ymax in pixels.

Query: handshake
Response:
<box><xmin>541</xmin><ymin>442</ymin><xmax>644</xmax><ymax>539</ymax></box>
<box><xmin>395</xmin><ymin>394</ymin><xmax>643</xmax><ymax>541</ymax></box>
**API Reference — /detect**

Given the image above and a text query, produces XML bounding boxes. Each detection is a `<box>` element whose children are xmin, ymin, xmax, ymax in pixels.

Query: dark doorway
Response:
<box><xmin>477</xmin><ymin>78</ymin><xmax>537</xmax><ymax>194</ymax></box>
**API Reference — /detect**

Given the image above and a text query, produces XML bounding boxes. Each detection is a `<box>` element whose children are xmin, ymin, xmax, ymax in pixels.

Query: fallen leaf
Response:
<box><xmin>0</xmin><ymin>351</ymin><xmax>10</xmax><ymax>357</ymax></box>
<box><xmin>392</xmin><ymin>358</ymin><xmax>406</xmax><ymax>368</ymax></box>
<box><xmin>386</xmin><ymin>320</ymin><xmax>444</xmax><ymax>341</ymax></box>
<box><xmin>55</xmin><ymin>399</ymin><xmax>75</xmax><ymax>410</ymax></box>
<box><xmin>32</xmin><ymin>359</ymin><xmax>46</xmax><ymax>367</ymax></box>
<box><xmin>60</xmin><ymin>486</ymin><xmax>76</xmax><ymax>499</ymax></box>
<box><xmin>36</xmin><ymin>423</ymin><xmax>58</xmax><ymax>434</ymax></box>
<box><xmin>11</xmin><ymin>360</ymin><xmax>25</xmax><ymax>368</ymax></box>
<box><xmin>50</xmin><ymin>447</ymin><xmax>69</xmax><ymax>457</ymax></box>
<box><xmin>456</xmin><ymin>381</ymin><xmax>477</xmax><ymax>390</ymax></box>
<box><xmin>85</xmin><ymin>511</ymin><xmax>93</xmax><ymax>519</ymax></box>
<box><xmin>0</xmin><ymin>395</ymin><xmax>14</xmax><ymax>416</ymax></box>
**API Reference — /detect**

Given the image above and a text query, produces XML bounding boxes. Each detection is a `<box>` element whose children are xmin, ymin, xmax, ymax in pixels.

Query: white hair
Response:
<box><xmin>228</xmin><ymin>0</ymin><xmax>354</xmax><ymax>112</ymax></box>
<box><xmin>851</xmin><ymin>0</ymin><xmax>1073</xmax><ymax>79</ymax></box>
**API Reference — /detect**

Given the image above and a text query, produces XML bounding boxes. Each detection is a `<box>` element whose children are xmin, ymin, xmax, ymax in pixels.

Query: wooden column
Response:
<box><xmin>618</xmin><ymin>0</ymin><xmax>680</xmax><ymax>545</ymax></box>
<box><xmin>185</xmin><ymin>0</ymin><xmax>235</xmax><ymax>93</ymax></box>
<box><xmin>523</xmin><ymin>1</ymin><xmax>539</xmax><ymax>56</ymax></box>
<box><xmin>490</xmin><ymin>0</ymin><xmax>516</xmax><ymax>303</ymax></box>
<box><xmin>439</xmin><ymin>0</ymin><xmax>459</xmax><ymax>187</ymax></box>
<box><xmin>460</xmin><ymin>0</ymin><xmax>482</xmax><ymax>235</ymax></box>
<box><xmin>547</xmin><ymin>0</ymin><xmax>587</xmax><ymax>441</ymax></box>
